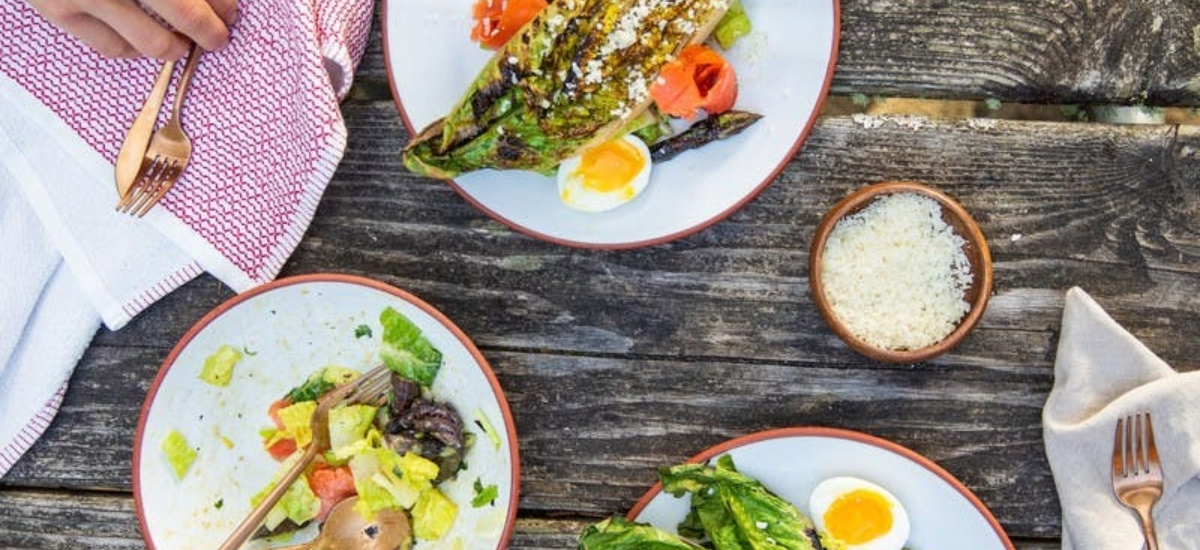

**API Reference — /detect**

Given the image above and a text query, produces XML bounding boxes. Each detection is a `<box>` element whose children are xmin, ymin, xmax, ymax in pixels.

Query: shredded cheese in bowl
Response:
<box><xmin>819</xmin><ymin>192</ymin><xmax>972</xmax><ymax>351</ymax></box>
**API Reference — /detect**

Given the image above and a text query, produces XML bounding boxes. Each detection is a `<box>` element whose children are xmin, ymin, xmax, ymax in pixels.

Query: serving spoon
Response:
<box><xmin>274</xmin><ymin>497</ymin><xmax>412</xmax><ymax>550</ymax></box>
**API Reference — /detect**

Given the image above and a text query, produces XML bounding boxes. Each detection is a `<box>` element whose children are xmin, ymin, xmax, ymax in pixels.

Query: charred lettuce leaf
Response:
<box><xmin>660</xmin><ymin>455</ymin><xmax>828</xmax><ymax>550</ymax></box>
<box><xmin>578</xmin><ymin>517</ymin><xmax>707</xmax><ymax>550</ymax></box>
<box><xmin>403</xmin><ymin>0</ymin><xmax>731</xmax><ymax>178</ymax></box>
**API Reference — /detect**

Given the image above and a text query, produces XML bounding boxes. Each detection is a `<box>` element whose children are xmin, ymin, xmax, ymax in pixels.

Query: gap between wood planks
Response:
<box><xmin>822</xmin><ymin>95</ymin><xmax>1200</xmax><ymax>126</ymax></box>
<box><xmin>343</xmin><ymin>78</ymin><xmax>1200</xmax><ymax>126</ymax></box>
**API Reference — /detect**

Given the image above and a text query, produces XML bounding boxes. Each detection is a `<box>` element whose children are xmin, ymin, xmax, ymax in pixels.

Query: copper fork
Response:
<box><xmin>1111</xmin><ymin>411</ymin><xmax>1163</xmax><ymax>550</ymax></box>
<box><xmin>116</xmin><ymin>43</ymin><xmax>202</xmax><ymax>217</ymax></box>
<box><xmin>216</xmin><ymin>365</ymin><xmax>394</xmax><ymax>550</ymax></box>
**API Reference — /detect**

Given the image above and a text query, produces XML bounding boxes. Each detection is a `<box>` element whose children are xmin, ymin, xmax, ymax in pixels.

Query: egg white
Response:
<box><xmin>808</xmin><ymin>476</ymin><xmax>910</xmax><ymax>550</ymax></box>
<box><xmin>555</xmin><ymin>135</ymin><xmax>653</xmax><ymax>212</ymax></box>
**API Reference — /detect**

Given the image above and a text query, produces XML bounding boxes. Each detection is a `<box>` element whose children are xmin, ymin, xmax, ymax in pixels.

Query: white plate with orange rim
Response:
<box><xmin>629</xmin><ymin>427</ymin><xmax>1015</xmax><ymax>550</ymax></box>
<box><xmin>133</xmin><ymin>274</ymin><xmax>519</xmax><ymax>550</ymax></box>
<box><xmin>383</xmin><ymin>0</ymin><xmax>840</xmax><ymax>249</ymax></box>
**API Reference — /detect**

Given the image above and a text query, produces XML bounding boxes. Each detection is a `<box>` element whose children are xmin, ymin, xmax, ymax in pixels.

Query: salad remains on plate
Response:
<box><xmin>402</xmin><ymin>0</ymin><xmax>761</xmax><ymax>213</ymax></box>
<box><xmin>242</xmin><ymin>307</ymin><xmax>499</xmax><ymax>546</ymax></box>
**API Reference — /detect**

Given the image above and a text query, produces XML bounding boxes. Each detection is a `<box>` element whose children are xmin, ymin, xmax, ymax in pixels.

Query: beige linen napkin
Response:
<box><xmin>1044</xmin><ymin>287</ymin><xmax>1200</xmax><ymax>550</ymax></box>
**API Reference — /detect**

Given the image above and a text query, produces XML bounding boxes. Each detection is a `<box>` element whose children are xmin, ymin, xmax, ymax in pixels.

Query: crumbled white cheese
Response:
<box><xmin>626</xmin><ymin>74</ymin><xmax>649</xmax><ymax>107</ymax></box>
<box><xmin>820</xmin><ymin>193</ymin><xmax>973</xmax><ymax>351</ymax></box>
<box><xmin>583</xmin><ymin>59</ymin><xmax>603</xmax><ymax>85</ymax></box>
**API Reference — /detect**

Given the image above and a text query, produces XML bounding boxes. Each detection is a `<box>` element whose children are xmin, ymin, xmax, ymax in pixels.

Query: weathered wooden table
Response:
<box><xmin>3</xmin><ymin>2</ymin><xmax>1199</xmax><ymax>548</ymax></box>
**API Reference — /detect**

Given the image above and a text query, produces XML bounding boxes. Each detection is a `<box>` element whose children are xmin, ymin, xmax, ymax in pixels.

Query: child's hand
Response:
<box><xmin>26</xmin><ymin>0</ymin><xmax>239</xmax><ymax>60</ymax></box>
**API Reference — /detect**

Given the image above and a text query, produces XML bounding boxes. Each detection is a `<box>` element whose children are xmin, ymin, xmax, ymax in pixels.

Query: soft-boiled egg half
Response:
<box><xmin>809</xmin><ymin>477</ymin><xmax>910</xmax><ymax>550</ymax></box>
<box><xmin>556</xmin><ymin>134</ymin><xmax>652</xmax><ymax>212</ymax></box>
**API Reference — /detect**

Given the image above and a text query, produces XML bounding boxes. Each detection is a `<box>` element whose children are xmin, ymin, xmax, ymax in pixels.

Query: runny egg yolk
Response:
<box><xmin>571</xmin><ymin>139</ymin><xmax>646</xmax><ymax>194</ymax></box>
<box><xmin>822</xmin><ymin>489</ymin><xmax>894</xmax><ymax>545</ymax></box>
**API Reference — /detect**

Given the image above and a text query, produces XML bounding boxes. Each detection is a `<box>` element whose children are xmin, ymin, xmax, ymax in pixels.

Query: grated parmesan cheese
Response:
<box><xmin>820</xmin><ymin>193</ymin><xmax>972</xmax><ymax>351</ymax></box>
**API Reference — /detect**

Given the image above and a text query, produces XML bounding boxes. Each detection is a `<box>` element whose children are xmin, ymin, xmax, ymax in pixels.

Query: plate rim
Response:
<box><xmin>380</xmin><ymin>0</ymin><xmax>842</xmax><ymax>250</ymax></box>
<box><xmin>131</xmin><ymin>273</ymin><xmax>521</xmax><ymax>550</ymax></box>
<box><xmin>625</xmin><ymin>426</ymin><xmax>1016</xmax><ymax>549</ymax></box>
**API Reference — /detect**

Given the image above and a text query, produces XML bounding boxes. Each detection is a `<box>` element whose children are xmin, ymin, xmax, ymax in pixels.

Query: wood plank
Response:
<box><xmin>0</xmin><ymin>488</ymin><xmax>1061</xmax><ymax>549</ymax></box>
<box><xmin>355</xmin><ymin>0</ymin><xmax>1200</xmax><ymax>105</ymax></box>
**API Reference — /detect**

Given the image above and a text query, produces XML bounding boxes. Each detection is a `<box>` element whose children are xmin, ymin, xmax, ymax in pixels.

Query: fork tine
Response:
<box><xmin>1143</xmin><ymin>411</ymin><xmax>1161</xmax><ymax>474</ymax></box>
<box><xmin>1112</xmin><ymin>416</ymin><xmax>1125</xmax><ymax>478</ymax></box>
<box><xmin>347</xmin><ymin>367</ymin><xmax>392</xmax><ymax>406</ymax></box>
<box><xmin>1125</xmin><ymin>413</ymin><xmax>1135</xmax><ymax>476</ymax></box>
<box><xmin>118</xmin><ymin>158</ymin><xmax>165</xmax><ymax>212</ymax></box>
<box><xmin>134</xmin><ymin>161</ymin><xmax>181</xmax><ymax>217</ymax></box>
<box><xmin>1135</xmin><ymin>412</ymin><xmax>1147</xmax><ymax>474</ymax></box>
<box><xmin>129</xmin><ymin>163</ymin><xmax>174</xmax><ymax>215</ymax></box>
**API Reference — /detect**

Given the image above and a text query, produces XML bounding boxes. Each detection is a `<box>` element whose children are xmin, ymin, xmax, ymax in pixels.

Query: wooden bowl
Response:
<box><xmin>809</xmin><ymin>181</ymin><xmax>993</xmax><ymax>363</ymax></box>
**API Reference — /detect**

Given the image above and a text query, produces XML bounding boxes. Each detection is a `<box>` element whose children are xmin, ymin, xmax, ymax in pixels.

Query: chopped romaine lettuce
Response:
<box><xmin>380</xmin><ymin>307</ymin><xmax>442</xmax><ymax>386</ymax></box>
<box><xmin>413</xmin><ymin>488</ymin><xmax>458</xmax><ymax>541</ymax></box>
<box><xmin>713</xmin><ymin>0</ymin><xmax>751</xmax><ymax>50</ymax></box>
<box><xmin>161</xmin><ymin>429</ymin><xmax>197</xmax><ymax>480</ymax></box>
<box><xmin>373</xmin><ymin>471</ymin><xmax>421</xmax><ymax>508</ymax></box>
<box><xmin>321</xmin><ymin>365</ymin><xmax>361</xmax><ymax>386</ymax></box>
<box><xmin>578</xmin><ymin>517</ymin><xmax>706</xmax><ymax>550</ymax></box>
<box><xmin>326</xmin><ymin>428</ymin><xmax>384</xmax><ymax>465</ymax></box>
<box><xmin>251</xmin><ymin>455</ymin><xmax>322</xmax><ymax>532</ymax></box>
<box><xmin>471</xmin><ymin>477</ymin><xmax>499</xmax><ymax>508</ymax></box>
<box><xmin>399</xmin><ymin>451</ymin><xmax>440</xmax><ymax>487</ymax></box>
<box><xmin>275</xmin><ymin>400</ymin><xmax>317</xmax><ymax>448</ymax></box>
<box><xmin>351</xmin><ymin>448</ymin><xmax>424</xmax><ymax>515</ymax></box>
<box><xmin>199</xmin><ymin>345</ymin><xmax>241</xmax><ymax>387</ymax></box>
<box><xmin>328</xmin><ymin>404</ymin><xmax>378</xmax><ymax>450</ymax></box>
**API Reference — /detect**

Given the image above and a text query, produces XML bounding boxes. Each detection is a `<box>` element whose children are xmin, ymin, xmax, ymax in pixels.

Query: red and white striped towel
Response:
<box><xmin>0</xmin><ymin>0</ymin><xmax>373</xmax><ymax>477</ymax></box>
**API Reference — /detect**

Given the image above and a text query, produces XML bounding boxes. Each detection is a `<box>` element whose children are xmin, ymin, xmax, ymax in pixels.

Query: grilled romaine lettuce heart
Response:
<box><xmin>403</xmin><ymin>0</ymin><xmax>732</xmax><ymax>179</ymax></box>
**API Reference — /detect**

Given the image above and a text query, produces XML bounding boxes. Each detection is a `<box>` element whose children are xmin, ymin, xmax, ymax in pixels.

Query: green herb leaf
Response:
<box><xmin>355</xmin><ymin>324</ymin><xmax>373</xmax><ymax>339</ymax></box>
<box><xmin>286</xmin><ymin>375</ymin><xmax>335</xmax><ymax>403</ymax></box>
<box><xmin>471</xmin><ymin>477</ymin><xmax>499</xmax><ymax>508</ymax></box>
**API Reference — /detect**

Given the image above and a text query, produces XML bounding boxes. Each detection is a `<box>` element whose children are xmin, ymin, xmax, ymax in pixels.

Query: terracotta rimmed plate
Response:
<box><xmin>629</xmin><ymin>427</ymin><xmax>1015</xmax><ymax>550</ymax></box>
<box><xmin>382</xmin><ymin>0</ymin><xmax>840</xmax><ymax>249</ymax></box>
<box><xmin>809</xmin><ymin>181</ymin><xmax>993</xmax><ymax>363</ymax></box>
<box><xmin>133</xmin><ymin>274</ymin><xmax>519</xmax><ymax>550</ymax></box>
